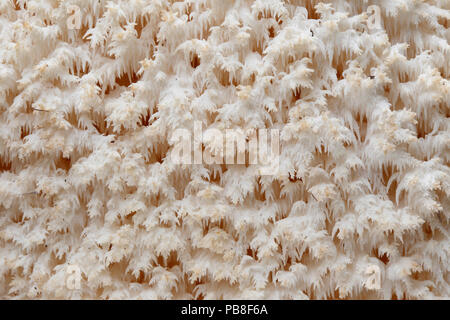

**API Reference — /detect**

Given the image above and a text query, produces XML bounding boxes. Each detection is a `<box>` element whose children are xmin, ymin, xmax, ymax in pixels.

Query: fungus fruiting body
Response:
<box><xmin>0</xmin><ymin>0</ymin><xmax>449</xmax><ymax>299</ymax></box>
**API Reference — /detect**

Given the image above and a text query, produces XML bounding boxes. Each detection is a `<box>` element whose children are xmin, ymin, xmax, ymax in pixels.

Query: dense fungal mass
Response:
<box><xmin>0</xmin><ymin>0</ymin><xmax>449</xmax><ymax>299</ymax></box>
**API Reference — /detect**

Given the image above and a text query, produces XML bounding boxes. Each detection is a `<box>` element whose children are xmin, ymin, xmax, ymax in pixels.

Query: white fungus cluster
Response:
<box><xmin>0</xmin><ymin>0</ymin><xmax>449</xmax><ymax>299</ymax></box>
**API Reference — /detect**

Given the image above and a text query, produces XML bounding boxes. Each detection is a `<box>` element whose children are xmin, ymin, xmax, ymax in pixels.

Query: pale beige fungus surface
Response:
<box><xmin>0</xmin><ymin>0</ymin><xmax>449</xmax><ymax>299</ymax></box>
